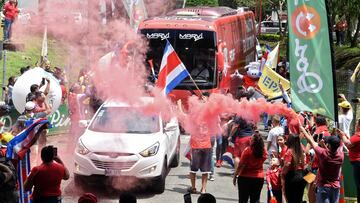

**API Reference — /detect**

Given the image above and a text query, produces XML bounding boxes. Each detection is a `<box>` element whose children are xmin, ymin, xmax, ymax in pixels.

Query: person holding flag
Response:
<box><xmin>157</xmin><ymin>40</ymin><xmax>211</xmax><ymax>194</ymax></box>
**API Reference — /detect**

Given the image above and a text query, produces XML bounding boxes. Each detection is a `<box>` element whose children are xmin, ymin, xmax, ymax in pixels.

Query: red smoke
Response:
<box><xmin>11</xmin><ymin>0</ymin><xmax>299</xmax><ymax>192</ymax></box>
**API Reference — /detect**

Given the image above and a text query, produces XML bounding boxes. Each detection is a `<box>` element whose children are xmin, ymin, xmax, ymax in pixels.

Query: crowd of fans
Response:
<box><xmin>0</xmin><ymin>41</ymin><xmax>358</xmax><ymax>203</ymax></box>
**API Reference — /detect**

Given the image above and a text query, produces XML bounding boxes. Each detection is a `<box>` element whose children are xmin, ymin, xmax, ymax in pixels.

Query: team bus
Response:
<box><xmin>138</xmin><ymin>7</ymin><xmax>257</xmax><ymax>102</ymax></box>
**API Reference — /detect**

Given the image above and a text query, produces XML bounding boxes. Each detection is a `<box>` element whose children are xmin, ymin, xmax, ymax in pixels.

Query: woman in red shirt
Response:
<box><xmin>233</xmin><ymin>132</ymin><xmax>267</xmax><ymax>203</ymax></box>
<box><xmin>281</xmin><ymin>134</ymin><xmax>306</xmax><ymax>203</ymax></box>
<box><xmin>338</xmin><ymin>119</ymin><xmax>360</xmax><ymax>203</ymax></box>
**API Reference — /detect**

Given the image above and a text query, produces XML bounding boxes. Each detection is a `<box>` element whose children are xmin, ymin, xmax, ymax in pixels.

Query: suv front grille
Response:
<box><xmin>91</xmin><ymin>160</ymin><xmax>136</xmax><ymax>170</ymax></box>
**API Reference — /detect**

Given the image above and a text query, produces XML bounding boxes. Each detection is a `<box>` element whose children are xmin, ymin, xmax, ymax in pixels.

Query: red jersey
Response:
<box><xmin>279</xmin><ymin>145</ymin><xmax>287</xmax><ymax>160</ymax></box>
<box><xmin>28</xmin><ymin>162</ymin><xmax>66</xmax><ymax>198</ymax></box>
<box><xmin>243</xmin><ymin>75</ymin><xmax>258</xmax><ymax>89</ymax></box>
<box><xmin>314</xmin><ymin>146</ymin><xmax>344</xmax><ymax>188</ymax></box>
<box><xmin>234</xmin><ymin>136</ymin><xmax>251</xmax><ymax>158</ymax></box>
<box><xmin>266</xmin><ymin>167</ymin><xmax>282</xmax><ymax>191</ymax></box>
<box><xmin>238</xmin><ymin>147</ymin><xmax>267</xmax><ymax>178</ymax></box>
<box><xmin>349</xmin><ymin>132</ymin><xmax>360</xmax><ymax>162</ymax></box>
<box><xmin>283</xmin><ymin>148</ymin><xmax>305</xmax><ymax>171</ymax></box>
<box><xmin>3</xmin><ymin>2</ymin><xmax>19</xmax><ymax>20</ymax></box>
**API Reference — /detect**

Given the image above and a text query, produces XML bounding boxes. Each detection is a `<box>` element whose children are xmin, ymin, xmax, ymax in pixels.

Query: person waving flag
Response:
<box><xmin>156</xmin><ymin>40</ymin><xmax>190</xmax><ymax>95</ymax></box>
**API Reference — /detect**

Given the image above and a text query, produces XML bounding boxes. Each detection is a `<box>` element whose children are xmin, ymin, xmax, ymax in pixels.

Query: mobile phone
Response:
<box><xmin>41</xmin><ymin>78</ymin><xmax>46</xmax><ymax>85</ymax></box>
<box><xmin>184</xmin><ymin>193</ymin><xmax>192</xmax><ymax>203</ymax></box>
<box><xmin>53</xmin><ymin>147</ymin><xmax>58</xmax><ymax>157</ymax></box>
<box><xmin>318</xmin><ymin>133</ymin><xmax>323</xmax><ymax>141</ymax></box>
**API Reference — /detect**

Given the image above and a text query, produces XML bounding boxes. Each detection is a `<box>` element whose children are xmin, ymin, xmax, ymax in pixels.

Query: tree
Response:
<box><xmin>185</xmin><ymin>0</ymin><xmax>218</xmax><ymax>7</ymax></box>
<box><xmin>329</xmin><ymin>0</ymin><xmax>360</xmax><ymax>47</ymax></box>
<box><xmin>218</xmin><ymin>0</ymin><xmax>238</xmax><ymax>8</ymax></box>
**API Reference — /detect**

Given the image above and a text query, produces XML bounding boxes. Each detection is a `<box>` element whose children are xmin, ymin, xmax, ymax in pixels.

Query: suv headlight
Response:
<box><xmin>76</xmin><ymin>140</ymin><xmax>90</xmax><ymax>155</ymax></box>
<box><xmin>140</xmin><ymin>142</ymin><xmax>160</xmax><ymax>157</ymax></box>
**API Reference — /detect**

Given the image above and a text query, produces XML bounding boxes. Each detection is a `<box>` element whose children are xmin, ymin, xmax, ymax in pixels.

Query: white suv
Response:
<box><xmin>73</xmin><ymin>97</ymin><xmax>180</xmax><ymax>193</ymax></box>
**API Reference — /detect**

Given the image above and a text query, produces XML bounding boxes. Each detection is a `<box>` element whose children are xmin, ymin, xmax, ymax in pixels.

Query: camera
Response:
<box><xmin>351</xmin><ymin>98</ymin><xmax>360</xmax><ymax>104</ymax></box>
<box><xmin>41</xmin><ymin>78</ymin><xmax>46</xmax><ymax>86</ymax></box>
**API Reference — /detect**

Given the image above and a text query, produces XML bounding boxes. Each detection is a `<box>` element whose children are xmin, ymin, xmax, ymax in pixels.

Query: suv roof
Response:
<box><xmin>104</xmin><ymin>97</ymin><xmax>155</xmax><ymax>108</ymax></box>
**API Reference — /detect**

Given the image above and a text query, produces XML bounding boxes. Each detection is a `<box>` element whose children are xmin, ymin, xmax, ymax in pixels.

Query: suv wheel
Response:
<box><xmin>170</xmin><ymin>136</ymin><xmax>180</xmax><ymax>168</ymax></box>
<box><xmin>152</xmin><ymin>158</ymin><xmax>167</xmax><ymax>194</ymax></box>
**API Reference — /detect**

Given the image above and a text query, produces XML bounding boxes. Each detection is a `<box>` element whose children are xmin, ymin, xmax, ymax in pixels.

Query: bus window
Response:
<box><xmin>141</xmin><ymin>29</ymin><xmax>217</xmax><ymax>89</ymax></box>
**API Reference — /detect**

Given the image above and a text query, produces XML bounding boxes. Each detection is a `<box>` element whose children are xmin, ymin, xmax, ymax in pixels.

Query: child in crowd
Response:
<box><xmin>277</xmin><ymin>135</ymin><xmax>287</xmax><ymax>165</ymax></box>
<box><xmin>266</xmin><ymin>157</ymin><xmax>282</xmax><ymax>203</ymax></box>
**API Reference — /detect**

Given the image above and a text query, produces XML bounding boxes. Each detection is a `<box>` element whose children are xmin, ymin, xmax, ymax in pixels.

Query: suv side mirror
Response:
<box><xmin>78</xmin><ymin>120</ymin><xmax>90</xmax><ymax>128</ymax></box>
<box><xmin>164</xmin><ymin>123</ymin><xmax>178</xmax><ymax>132</ymax></box>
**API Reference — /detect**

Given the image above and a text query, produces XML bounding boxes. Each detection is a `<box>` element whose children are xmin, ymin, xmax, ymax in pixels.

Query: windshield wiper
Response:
<box><xmin>126</xmin><ymin>130</ymin><xmax>153</xmax><ymax>134</ymax></box>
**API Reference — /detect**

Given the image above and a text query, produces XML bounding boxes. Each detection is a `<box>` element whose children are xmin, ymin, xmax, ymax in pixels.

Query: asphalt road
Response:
<box><xmin>43</xmin><ymin>134</ymin><xmax>268</xmax><ymax>203</ymax></box>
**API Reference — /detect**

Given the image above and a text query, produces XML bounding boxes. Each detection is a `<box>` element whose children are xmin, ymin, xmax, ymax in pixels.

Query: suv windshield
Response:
<box><xmin>141</xmin><ymin>29</ymin><xmax>217</xmax><ymax>89</ymax></box>
<box><xmin>89</xmin><ymin>107</ymin><xmax>160</xmax><ymax>133</ymax></box>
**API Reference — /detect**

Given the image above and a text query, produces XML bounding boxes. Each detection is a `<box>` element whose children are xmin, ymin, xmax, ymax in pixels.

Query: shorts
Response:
<box><xmin>190</xmin><ymin>148</ymin><xmax>212</xmax><ymax>173</ymax></box>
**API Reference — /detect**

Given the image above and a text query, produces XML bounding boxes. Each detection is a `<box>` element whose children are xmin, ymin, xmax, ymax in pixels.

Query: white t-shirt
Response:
<box><xmin>339</xmin><ymin>109</ymin><xmax>353</xmax><ymax>136</ymax></box>
<box><xmin>267</xmin><ymin>126</ymin><xmax>284</xmax><ymax>154</ymax></box>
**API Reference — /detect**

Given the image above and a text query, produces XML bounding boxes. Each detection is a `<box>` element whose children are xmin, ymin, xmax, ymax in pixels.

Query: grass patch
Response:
<box><xmin>0</xmin><ymin>35</ymin><xmax>68</xmax><ymax>87</ymax></box>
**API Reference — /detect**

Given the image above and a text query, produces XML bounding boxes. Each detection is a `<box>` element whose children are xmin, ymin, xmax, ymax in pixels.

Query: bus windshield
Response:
<box><xmin>141</xmin><ymin>29</ymin><xmax>217</xmax><ymax>89</ymax></box>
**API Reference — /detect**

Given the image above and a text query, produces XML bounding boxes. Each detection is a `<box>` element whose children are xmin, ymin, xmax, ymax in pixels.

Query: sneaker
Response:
<box><xmin>209</xmin><ymin>174</ymin><xmax>215</xmax><ymax>181</ymax></box>
<box><xmin>216</xmin><ymin>160</ymin><xmax>221</xmax><ymax>168</ymax></box>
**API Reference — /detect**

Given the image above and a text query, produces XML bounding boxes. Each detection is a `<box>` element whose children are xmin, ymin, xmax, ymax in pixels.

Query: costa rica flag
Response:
<box><xmin>156</xmin><ymin>40</ymin><xmax>190</xmax><ymax>95</ymax></box>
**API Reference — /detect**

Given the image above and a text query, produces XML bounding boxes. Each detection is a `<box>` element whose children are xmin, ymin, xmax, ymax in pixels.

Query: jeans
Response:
<box><xmin>4</xmin><ymin>18</ymin><xmax>13</xmax><ymax>40</ymax></box>
<box><xmin>263</xmin><ymin>113</ymin><xmax>269</xmax><ymax>129</ymax></box>
<box><xmin>210</xmin><ymin>137</ymin><xmax>215</xmax><ymax>174</ymax></box>
<box><xmin>351</xmin><ymin>161</ymin><xmax>360</xmax><ymax>203</ymax></box>
<box><xmin>316</xmin><ymin>187</ymin><xmax>340</xmax><ymax>203</ymax></box>
<box><xmin>215</xmin><ymin>136</ymin><xmax>224</xmax><ymax>162</ymax></box>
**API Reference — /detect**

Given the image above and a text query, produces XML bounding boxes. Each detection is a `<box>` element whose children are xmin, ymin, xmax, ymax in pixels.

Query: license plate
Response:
<box><xmin>104</xmin><ymin>169</ymin><xmax>122</xmax><ymax>176</ymax></box>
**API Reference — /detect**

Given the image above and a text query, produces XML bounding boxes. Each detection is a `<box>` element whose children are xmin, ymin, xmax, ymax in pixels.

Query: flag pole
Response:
<box><xmin>187</xmin><ymin>74</ymin><xmax>204</xmax><ymax>98</ymax></box>
<box><xmin>325</xmin><ymin>0</ymin><xmax>338</xmax><ymax>124</ymax></box>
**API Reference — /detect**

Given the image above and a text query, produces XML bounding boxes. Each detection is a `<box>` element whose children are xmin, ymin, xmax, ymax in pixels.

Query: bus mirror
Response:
<box><xmin>217</xmin><ymin>52</ymin><xmax>224</xmax><ymax>71</ymax></box>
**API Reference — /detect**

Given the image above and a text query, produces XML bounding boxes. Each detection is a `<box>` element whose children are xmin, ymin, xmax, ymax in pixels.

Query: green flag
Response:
<box><xmin>287</xmin><ymin>0</ymin><xmax>335</xmax><ymax>120</ymax></box>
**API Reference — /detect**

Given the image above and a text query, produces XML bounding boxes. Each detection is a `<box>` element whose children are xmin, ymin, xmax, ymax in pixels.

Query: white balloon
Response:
<box><xmin>12</xmin><ymin>67</ymin><xmax>62</xmax><ymax>114</ymax></box>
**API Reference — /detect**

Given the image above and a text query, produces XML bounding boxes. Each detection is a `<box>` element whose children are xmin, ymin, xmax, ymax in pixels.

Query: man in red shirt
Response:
<box><xmin>300</xmin><ymin>126</ymin><xmax>344</xmax><ymax>203</ymax></box>
<box><xmin>3</xmin><ymin>0</ymin><xmax>19</xmax><ymax>41</ymax></box>
<box><xmin>188</xmin><ymin>123</ymin><xmax>212</xmax><ymax>194</ymax></box>
<box><xmin>24</xmin><ymin>146</ymin><xmax>70</xmax><ymax>203</ymax></box>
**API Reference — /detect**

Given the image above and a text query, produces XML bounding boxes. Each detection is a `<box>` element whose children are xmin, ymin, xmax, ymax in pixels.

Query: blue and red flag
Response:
<box><xmin>6</xmin><ymin>118</ymin><xmax>50</xmax><ymax>160</ymax></box>
<box><xmin>156</xmin><ymin>40</ymin><xmax>190</xmax><ymax>95</ymax></box>
<box><xmin>6</xmin><ymin>117</ymin><xmax>50</xmax><ymax>203</ymax></box>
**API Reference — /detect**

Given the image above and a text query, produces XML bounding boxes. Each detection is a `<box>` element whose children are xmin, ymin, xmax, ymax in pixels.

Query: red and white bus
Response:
<box><xmin>139</xmin><ymin>7</ymin><xmax>256</xmax><ymax>103</ymax></box>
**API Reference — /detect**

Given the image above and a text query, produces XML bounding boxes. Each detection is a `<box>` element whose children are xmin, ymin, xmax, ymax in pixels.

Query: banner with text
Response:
<box><xmin>259</xmin><ymin>66</ymin><xmax>290</xmax><ymax>99</ymax></box>
<box><xmin>287</xmin><ymin>0</ymin><xmax>335</xmax><ymax>119</ymax></box>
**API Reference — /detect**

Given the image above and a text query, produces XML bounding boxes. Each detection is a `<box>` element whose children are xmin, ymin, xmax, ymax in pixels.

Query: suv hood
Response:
<box><xmin>79</xmin><ymin>130</ymin><xmax>163</xmax><ymax>154</ymax></box>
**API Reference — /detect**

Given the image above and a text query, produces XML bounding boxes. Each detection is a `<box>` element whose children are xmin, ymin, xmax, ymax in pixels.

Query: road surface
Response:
<box><xmin>42</xmin><ymin>133</ymin><xmax>269</xmax><ymax>203</ymax></box>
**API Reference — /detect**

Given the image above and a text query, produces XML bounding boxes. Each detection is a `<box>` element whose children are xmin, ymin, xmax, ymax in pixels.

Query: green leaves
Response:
<box><xmin>186</xmin><ymin>0</ymin><xmax>218</xmax><ymax>7</ymax></box>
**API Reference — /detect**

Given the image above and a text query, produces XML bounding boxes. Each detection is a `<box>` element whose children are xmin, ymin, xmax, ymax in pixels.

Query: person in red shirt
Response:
<box><xmin>24</xmin><ymin>146</ymin><xmax>70</xmax><ymax>203</ymax></box>
<box><xmin>233</xmin><ymin>132</ymin><xmax>267</xmax><ymax>203</ymax></box>
<box><xmin>338</xmin><ymin>119</ymin><xmax>360</xmax><ymax>203</ymax></box>
<box><xmin>281</xmin><ymin>134</ymin><xmax>306</xmax><ymax>203</ymax></box>
<box><xmin>2</xmin><ymin>0</ymin><xmax>18</xmax><ymax>41</ymax></box>
<box><xmin>276</xmin><ymin>135</ymin><xmax>287</xmax><ymax>164</ymax></box>
<box><xmin>266</xmin><ymin>157</ymin><xmax>282</xmax><ymax>203</ymax></box>
<box><xmin>301</xmin><ymin>126</ymin><xmax>344</xmax><ymax>203</ymax></box>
